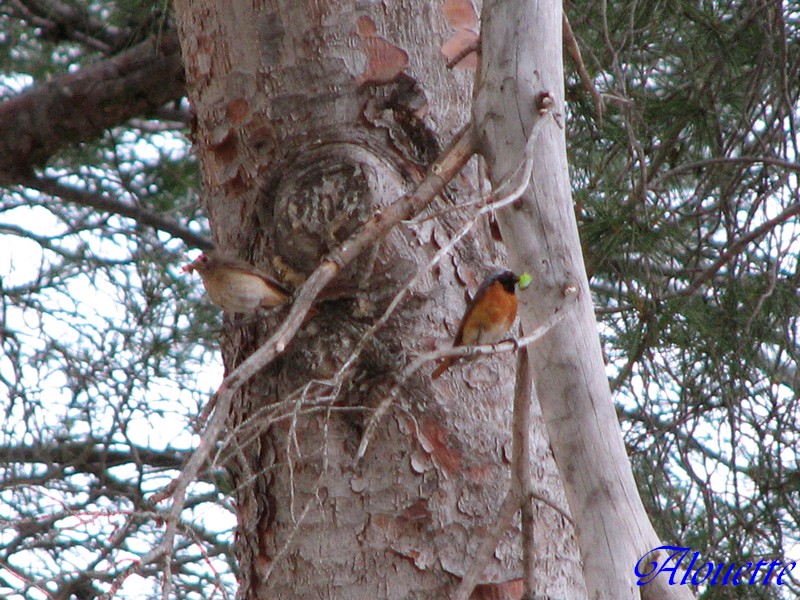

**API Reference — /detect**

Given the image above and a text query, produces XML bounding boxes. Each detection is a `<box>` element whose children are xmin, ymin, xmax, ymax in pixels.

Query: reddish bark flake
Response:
<box><xmin>355</xmin><ymin>15</ymin><xmax>409</xmax><ymax>85</ymax></box>
<box><xmin>208</xmin><ymin>130</ymin><xmax>238</xmax><ymax>164</ymax></box>
<box><xmin>400</xmin><ymin>499</ymin><xmax>432</xmax><ymax>524</ymax></box>
<box><xmin>442</xmin><ymin>0</ymin><xmax>478</xmax><ymax>29</ymax></box>
<box><xmin>441</xmin><ymin>0</ymin><xmax>479</xmax><ymax>69</ymax></box>
<box><xmin>419</xmin><ymin>418</ymin><xmax>462</xmax><ymax>474</ymax></box>
<box><xmin>226</xmin><ymin>167</ymin><xmax>249</xmax><ymax>196</ymax></box>
<box><xmin>463</xmin><ymin>461</ymin><xmax>495</xmax><ymax>484</ymax></box>
<box><xmin>473</xmin><ymin>579</ymin><xmax>524</xmax><ymax>600</ymax></box>
<box><xmin>226</xmin><ymin>98</ymin><xmax>250</xmax><ymax>125</ymax></box>
<box><xmin>440</xmin><ymin>30</ymin><xmax>479</xmax><ymax>69</ymax></box>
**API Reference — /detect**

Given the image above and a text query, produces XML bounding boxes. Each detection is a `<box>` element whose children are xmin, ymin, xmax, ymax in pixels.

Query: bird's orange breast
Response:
<box><xmin>460</xmin><ymin>281</ymin><xmax>518</xmax><ymax>346</ymax></box>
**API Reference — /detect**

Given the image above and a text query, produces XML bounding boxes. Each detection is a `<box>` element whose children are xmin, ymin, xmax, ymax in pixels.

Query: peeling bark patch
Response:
<box><xmin>455</xmin><ymin>263</ymin><xmax>480</xmax><ymax>290</ymax></box>
<box><xmin>440</xmin><ymin>30</ymin><xmax>479</xmax><ymax>69</ymax></box>
<box><xmin>441</xmin><ymin>0</ymin><xmax>479</xmax><ymax>69</ymax></box>
<box><xmin>354</xmin><ymin>16</ymin><xmax>409</xmax><ymax>85</ymax></box>
<box><xmin>209</xmin><ymin>129</ymin><xmax>238</xmax><ymax>164</ymax></box>
<box><xmin>372</xmin><ymin>503</ymin><xmax>435</xmax><ymax>569</ymax></box>
<box><xmin>463</xmin><ymin>461</ymin><xmax>496</xmax><ymax>484</ymax></box>
<box><xmin>419</xmin><ymin>418</ymin><xmax>462</xmax><ymax>474</ymax></box>
<box><xmin>401</xmin><ymin>499</ymin><xmax>432</xmax><ymax>524</ymax></box>
<box><xmin>473</xmin><ymin>580</ymin><xmax>524</xmax><ymax>600</ymax></box>
<box><xmin>464</xmin><ymin>363</ymin><xmax>503</xmax><ymax>388</ymax></box>
<box><xmin>249</xmin><ymin>121</ymin><xmax>277</xmax><ymax>153</ymax></box>
<box><xmin>226</xmin><ymin>98</ymin><xmax>250</xmax><ymax>125</ymax></box>
<box><xmin>350</xmin><ymin>474</ymin><xmax>370</xmax><ymax>493</ymax></box>
<box><xmin>409</xmin><ymin>450</ymin><xmax>430</xmax><ymax>473</ymax></box>
<box><xmin>226</xmin><ymin>167</ymin><xmax>249</xmax><ymax>196</ymax></box>
<box><xmin>443</xmin><ymin>0</ymin><xmax>478</xmax><ymax>29</ymax></box>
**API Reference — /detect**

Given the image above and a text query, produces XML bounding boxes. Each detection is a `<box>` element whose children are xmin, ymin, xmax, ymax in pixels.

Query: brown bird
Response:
<box><xmin>182</xmin><ymin>250</ymin><xmax>290</xmax><ymax>313</ymax></box>
<box><xmin>432</xmin><ymin>270</ymin><xmax>520</xmax><ymax>379</ymax></box>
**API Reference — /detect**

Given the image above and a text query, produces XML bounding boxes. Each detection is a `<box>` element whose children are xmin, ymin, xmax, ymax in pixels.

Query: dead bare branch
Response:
<box><xmin>563</xmin><ymin>11</ymin><xmax>604</xmax><ymax>121</ymax></box>
<box><xmin>674</xmin><ymin>202</ymin><xmax>800</xmax><ymax>297</ymax></box>
<box><xmin>453</xmin><ymin>346</ymin><xmax>571</xmax><ymax>600</ymax></box>
<box><xmin>15</xmin><ymin>175</ymin><xmax>213</xmax><ymax>250</ymax></box>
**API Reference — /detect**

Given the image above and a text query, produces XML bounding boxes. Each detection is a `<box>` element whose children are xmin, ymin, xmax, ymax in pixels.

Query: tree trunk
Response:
<box><xmin>474</xmin><ymin>0</ymin><xmax>694</xmax><ymax>598</ymax></box>
<box><xmin>171</xmin><ymin>0</ymin><xmax>587</xmax><ymax>597</ymax></box>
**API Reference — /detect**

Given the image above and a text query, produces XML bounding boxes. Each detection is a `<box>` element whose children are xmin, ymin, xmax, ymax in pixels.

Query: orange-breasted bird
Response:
<box><xmin>182</xmin><ymin>250</ymin><xmax>290</xmax><ymax>313</ymax></box>
<box><xmin>431</xmin><ymin>269</ymin><xmax>521</xmax><ymax>379</ymax></box>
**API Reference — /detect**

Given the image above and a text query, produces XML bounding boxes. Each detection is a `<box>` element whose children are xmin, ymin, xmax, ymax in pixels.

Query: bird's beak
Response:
<box><xmin>182</xmin><ymin>263</ymin><xmax>195</xmax><ymax>273</ymax></box>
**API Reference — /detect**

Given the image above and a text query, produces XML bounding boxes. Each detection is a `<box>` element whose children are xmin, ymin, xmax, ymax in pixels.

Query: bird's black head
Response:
<box><xmin>494</xmin><ymin>270</ymin><xmax>520</xmax><ymax>293</ymax></box>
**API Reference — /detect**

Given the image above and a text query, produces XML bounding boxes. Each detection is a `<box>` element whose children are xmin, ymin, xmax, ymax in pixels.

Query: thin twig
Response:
<box><xmin>99</xmin><ymin>384</ymin><xmax>236</xmax><ymax>599</ymax></box>
<box><xmin>673</xmin><ymin>202</ymin><xmax>800</xmax><ymax>298</ymax></box>
<box><xmin>261</xmin><ymin>384</ymin><xmax>337</xmax><ymax>585</ymax></box>
<box><xmin>446</xmin><ymin>39</ymin><xmax>481</xmax><ymax>69</ymax></box>
<box><xmin>562</xmin><ymin>12</ymin><xmax>604</xmax><ymax>121</ymax></box>
<box><xmin>260</xmin><ymin>494</ymin><xmax>314</xmax><ymax>583</ymax></box>
<box><xmin>451</xmin><ymin>339</ymin><xmax>572</xmax><ymax>600</ymax></box>
<box><xmin>17</xmin><ymin>175</ymin><xmax>213</xmax><ymax>250</ymax></box>
<box><xmin>649</xmin><ymin>155</ymin><xmax>800</xmax><ymax>189</ymax></box>
<box><xmin>409</xmin><ymin>292</ymin><xmax>576</xmax><ymax>373</ymax></box>
<box><xmin>511</xmin><ymin>349</ymin><xmax>573</xmax><ymax>592</ymax></box>
<box><xmin>357</xmin><ymin>285</ymin><xmax>577</xmax><ymax>462</ymax></box>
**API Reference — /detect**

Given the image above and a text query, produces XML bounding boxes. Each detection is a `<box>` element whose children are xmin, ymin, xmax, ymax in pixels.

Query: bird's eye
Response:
<box><xmin>200</xmin><ymin>255</ymin><xmax>208</xmax><ymax>263</ymax></box>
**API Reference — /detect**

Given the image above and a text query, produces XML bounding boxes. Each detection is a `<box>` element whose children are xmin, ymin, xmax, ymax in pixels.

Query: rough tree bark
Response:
<box><xmin>475</xmin><ymin>0</ymin><xmax>695</xmax><ymax>598</ymax></box>
<box><xmin>170</xmin><ymin>0</ymin><xmax>697</xmax><ymax>597</ymax></box>
<box><xmin>172</xmin><ymin>0</ymin><xmax>585</xmax><ymax>598</ymax></box>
